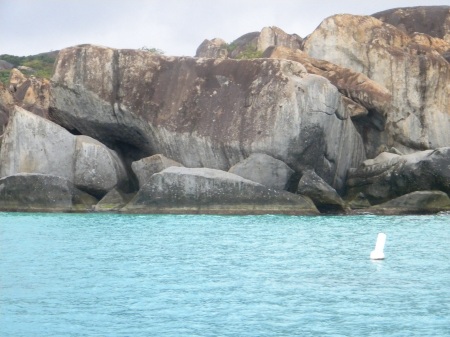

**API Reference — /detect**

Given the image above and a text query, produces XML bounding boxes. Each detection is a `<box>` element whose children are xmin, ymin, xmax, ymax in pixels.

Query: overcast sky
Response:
<box><xmin>1</xmin><ymin>1</ymin><xmax>449</xmax><ymax>57</ymax></box>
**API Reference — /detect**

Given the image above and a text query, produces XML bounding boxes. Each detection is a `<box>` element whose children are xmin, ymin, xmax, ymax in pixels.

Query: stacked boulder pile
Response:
<box><xmin>0</xmin><ymin>6</ymin><xmax>449</xmax><ymax>214</ymax></box>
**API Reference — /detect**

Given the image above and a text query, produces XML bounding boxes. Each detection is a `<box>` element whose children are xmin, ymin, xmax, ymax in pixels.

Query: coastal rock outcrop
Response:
<box><xmin>297</xmin><ymin>170</ymin><xmax>346</xmax><ymax>213</ymax></box>
<box><xmin>370</xmin><ymin>191</ymin><xmax>450</xmax><ymax>215</ymax></box>
<box><xmin>131</xmin><ymin>154</ymin><xmax>183</xmax><ymax>188</ymax></box>
<box><xmin>346</xmin><ymin>148</ymin><xmax>450</xmax><ymax>205</ymax></box>
<box><xmin>228</xmin><ymin>153</ymin><xmax>296</xmax><ymax>191</ymax></box>
<box><xmin>0</xmin><ymin>106</ymin><xmax>128</xmax><ymax>198</ymax></box>
<box><xmin>49</xmin><ymin>44</ymin><xmax>366</xmax><ymax>191</ymax></box>
<box><xmin>0</xmin><ymin>173</ymin><xmax>98</xmax><ymax>212</ymax></box>
<box><xmin>303</xmin><ymin>14</ymin><xmax>450</xmax><ymax>157</ymax></box>
<box><xmin>123</xmin><ymin>166</ymin><xmax>319</xmax><ymax>214</ymax></box>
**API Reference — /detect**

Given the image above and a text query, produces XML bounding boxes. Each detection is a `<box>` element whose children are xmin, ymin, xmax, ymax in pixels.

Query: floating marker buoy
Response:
<box><xmin>370</xmin><ymin>233</ymin><xmax>386</xmax><ymax>260</ymax></box>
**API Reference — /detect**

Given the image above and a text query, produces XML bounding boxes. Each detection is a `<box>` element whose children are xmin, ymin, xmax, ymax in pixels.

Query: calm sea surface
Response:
<box><xmin>1</xmin><ymin>212</ymin><xmax>449</xmax><ymax>336</ymax></box>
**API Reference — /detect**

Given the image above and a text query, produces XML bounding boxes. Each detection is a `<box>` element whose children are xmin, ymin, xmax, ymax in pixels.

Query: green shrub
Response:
<box><xmin>0</xmin><ymin>70</ymin><xmax>10</xmax><ymax>85</ymax></box>
<box><xmin>236</xmin><ymin>46</ymin><xmax>263</xmax><ymax>59</ymax></box>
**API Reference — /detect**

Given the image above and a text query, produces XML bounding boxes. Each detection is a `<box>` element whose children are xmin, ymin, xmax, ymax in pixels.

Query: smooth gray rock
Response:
<box><xmin>49</xmin><ymin>44</ymin><xmax>366</xmax><ymax>192</ymax></box>
<box><xmin>0</xmin><ymin>106</ymin><xmax>128</xmax><ymax>198</ymax></box>
<box><xmin>228</xmin><ymin>153</ymin><xmax>295</xmax><ymax>191</ymax></box>
<box><xmin>123</xmin><ymin>167</ymin><xmax>319</xmax><ymax>215</ymax></box>
<box><xmin>346</xmin><ymin>147</ymin><xmax>450</xmax><ymax>205</ymax></box>
<box><xmin>370</xmin><ymin>191</ymin><xmax>450</xmax><ymax>214</ymax></box>
<box><xmin>131</xmin><ymin>154</ymin><xmax>183</xmax><ymax>188</ymax></box>
<box><xmin>0</xmin><ymin>173</ymin><xmax>97</xmax><ymax>212</ymax></box>
<box><xmin>297</xmin><ymin>170</ymin><xmax>346</xmax><ymax>213</ymax></box>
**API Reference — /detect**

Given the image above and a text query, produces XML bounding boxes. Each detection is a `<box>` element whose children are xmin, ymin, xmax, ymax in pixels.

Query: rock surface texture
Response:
<box><xmin>123</xmin><ymin>167</ymin><xmax>318</xmax><ymax>214</ymax></box>
<box><xmin>370</xmin><ymin>191</ymin><xmax>450</xmax><ymax>214</ymax></box>
<box><xmin>131</xmin><ymin>154</ymin><xmax>183</xmax><ymax>188</ymax></box>
<box><xmin>297</xmin><ymin>170</ymin><xmax>346</xmax><ymax>213</ymax></box>
<box><xmin>196</xmin><ymin>26</ymin><xmax>302</xmax><ymax>59</ymax></box>
<box><xmin>346</xmin><ymin>148</ymin><xmax>450</xmax><ymax>205</ymax></box>
<box><xmin>0</xmin><ymin>106</ymin><xmax>128</xmax><ymax>197</ymax></box>
<box><xmin>49</xmin><ymin>44</ymin><xmax>366</xmax><ymax>191</ymax></box>
<box><xmin>303</xmin><ymin>14</ymin><xmax>450</xmax><ymax>157</ymax></box>
<box><xmin>228</xmin><ymin>153</ymin><xmax>296</xmax><ymax>191</ymax></box>
<box><xmin>0</xmin><ymin>173</ymin><xmax>97</xmax><ymax>212</ymax></box>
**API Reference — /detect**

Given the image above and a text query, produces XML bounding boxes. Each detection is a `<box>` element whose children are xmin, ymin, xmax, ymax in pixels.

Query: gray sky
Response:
<box><xmin>1</xmin><ymin>1</ymin><xmax>449</xmax><ymax>56</ymax></box>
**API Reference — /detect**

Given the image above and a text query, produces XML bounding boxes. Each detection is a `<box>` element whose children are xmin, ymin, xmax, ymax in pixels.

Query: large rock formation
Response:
<box><xmin>346</xmin><ymin>148</ymin><xmax>450</xmax><ymax>205</ymax></box>
<box><xmin>303</xmin><ymin>14</ymin><xmax>450</xmax><ymax>157</ymax></box>
<box><xmin>0</xmin><ymin>106</ymin><xmax>128</xmax><ymax>197</ymax></box>
<box><xmin>49</xmin><ymin>44</ymin><xmax>366</xmax><ymax>191</ymax></box>
<box><xmin>0</xmin><ymin>173</ymin><xmax>98</xmax><ymax>212</ymax></box>
<box><xmin>123</xmin><ymin>167</ymin><xmax>319</xmax><ymax>214</ymax></box>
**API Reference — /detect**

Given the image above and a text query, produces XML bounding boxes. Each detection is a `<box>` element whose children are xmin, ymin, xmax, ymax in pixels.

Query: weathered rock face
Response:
<box><xmin>0</xmin><ymin>173</ymin><xmax>98</xmax><ymax>212</ymax></box>
<box><xmin>303</xmin><ymin>14</ymin><xmax>450</xmax><ymax>157</ymax></box>
<box><xmin>228</xmin><ymin>153</ymin><xmax>295</xmax><ymax>191</ymax></box>
<box><xmin>372</xmin><ymin>6</ymin><xmax>450</xmax><ymax>44</ymax></box>
<box><xmin>49</xmin><ymin>44</ymin><xmax>366</xmax><ymax>191</ymax></box>
<box><xmin>0</xmin><ymin>106</ymin><xmax>128</xmax><ymax>197</ymax></box>
<box><xmin>9</xmin><ymin>68</ymin><xmax>50</xmax><ymax>118</ymax></box>
<box><xmin>196</xmin><ymin>26</ymin><xmax>302</xmax><ymax>59</ymax></box>
<box><xmin>131</xmin><ymin>154</ymin><xmax>183</xmax><ymax>188</ymax></box>
<box><xmin>123</xmin><ymin>167</ymin><xmax>319</xmax><ymax>214</ymax></box>
<box><xmin>346</xmin><ymin>148</ymin><xmax>450</xmax><ymax>205</ymax></box>
<box><xmin>0</xmin><ymin>82</ymin><xmax>14</xmax><ymax>136</ymax></box>
<box><xmin>195</xmin><ymin>38</ymin><xmax>228</xmax><ymax>58</ymax></box>
<box><xmin>370</xmin><ymin>191</ymin><xmax>450</xmax><ymax>215</ymax></box>
<box><xmin>297</xmin><ymin>169</ymin><xmax>346</xmax><ymax>213</ymax></box>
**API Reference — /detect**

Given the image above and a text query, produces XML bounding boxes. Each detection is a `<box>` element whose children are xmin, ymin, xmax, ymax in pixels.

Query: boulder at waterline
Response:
<box><xmin>0</xmin><ymin>173</ymin><xmax>97</xmax><ymax>212</ymax></box>
<box><xmin>303</xmin><ymin>13</ymin><xmax>450</xmax><ymax>157</ymax></box>
<box><xmin>369</xmin><ymin>191</ymin><xmax>450</xmax><ymax>215</ymax></box>
<box><xmin>131</xmin><ymin>154</ymin><xmax>183</xmax><ymax>188</ymax></box>
<box><xmin>49</xmin><ymin>44</ymin><xmax>366</xmax><ymax>191</ymax></box>
<box><xmin>122</xmin><ymin>167</ymin><xmax>319</xmax><ymax>215</ymax></box>
<box><xmin>94</xmin><ymin>187</ymin><xmax>135</xmax><ymax>212</ymax></box>
<box><xmin>0</xmin><ymin>106</ymin><xmax>128</xmax><ymax>198</ymax></box>
<box><xmin>346</xmin><ymin>148</ymin><xmax>450</xmax><ymax>205</ymax></box>
<box><xmin>228</xmin><ymin>153</ymin><xmax>296</xmax><ymax>191</ymax></box>
<box><xmin>297</xmin><ymin>169</ymin><xmax>346</xmax><ymax>213</ymax></box>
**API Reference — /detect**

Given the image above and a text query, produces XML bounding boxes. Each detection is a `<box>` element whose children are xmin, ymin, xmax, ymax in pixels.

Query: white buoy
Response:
<box><xmin>370</xmin><ymin>233</ymin><xmax>386</xmax><ymax>260</ymax></box>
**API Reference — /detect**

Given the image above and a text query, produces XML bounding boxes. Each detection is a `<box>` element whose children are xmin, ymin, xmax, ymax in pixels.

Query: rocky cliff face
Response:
<box><xmin>303</xmin><ymin>14</ymin><xmax>450</xmax><ymax>157</ymax></box>
<box><xmin>49</xmin><ymin>44</ymin><xmax>365</xmax><ymax>191</ymax></box>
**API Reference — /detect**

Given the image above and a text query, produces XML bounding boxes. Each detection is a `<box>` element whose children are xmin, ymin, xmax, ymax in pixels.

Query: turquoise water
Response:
<box><xmin>1</xmin><ymin>213</ymin><xmax>449</xmax><ymax>336</ymax></box>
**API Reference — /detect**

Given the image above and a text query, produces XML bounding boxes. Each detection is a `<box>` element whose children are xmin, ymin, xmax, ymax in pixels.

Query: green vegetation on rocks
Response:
<box><xmin>0</xmin><ymin>52</ymin><xmax>57</xmax><ymax>84</ymax></box>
